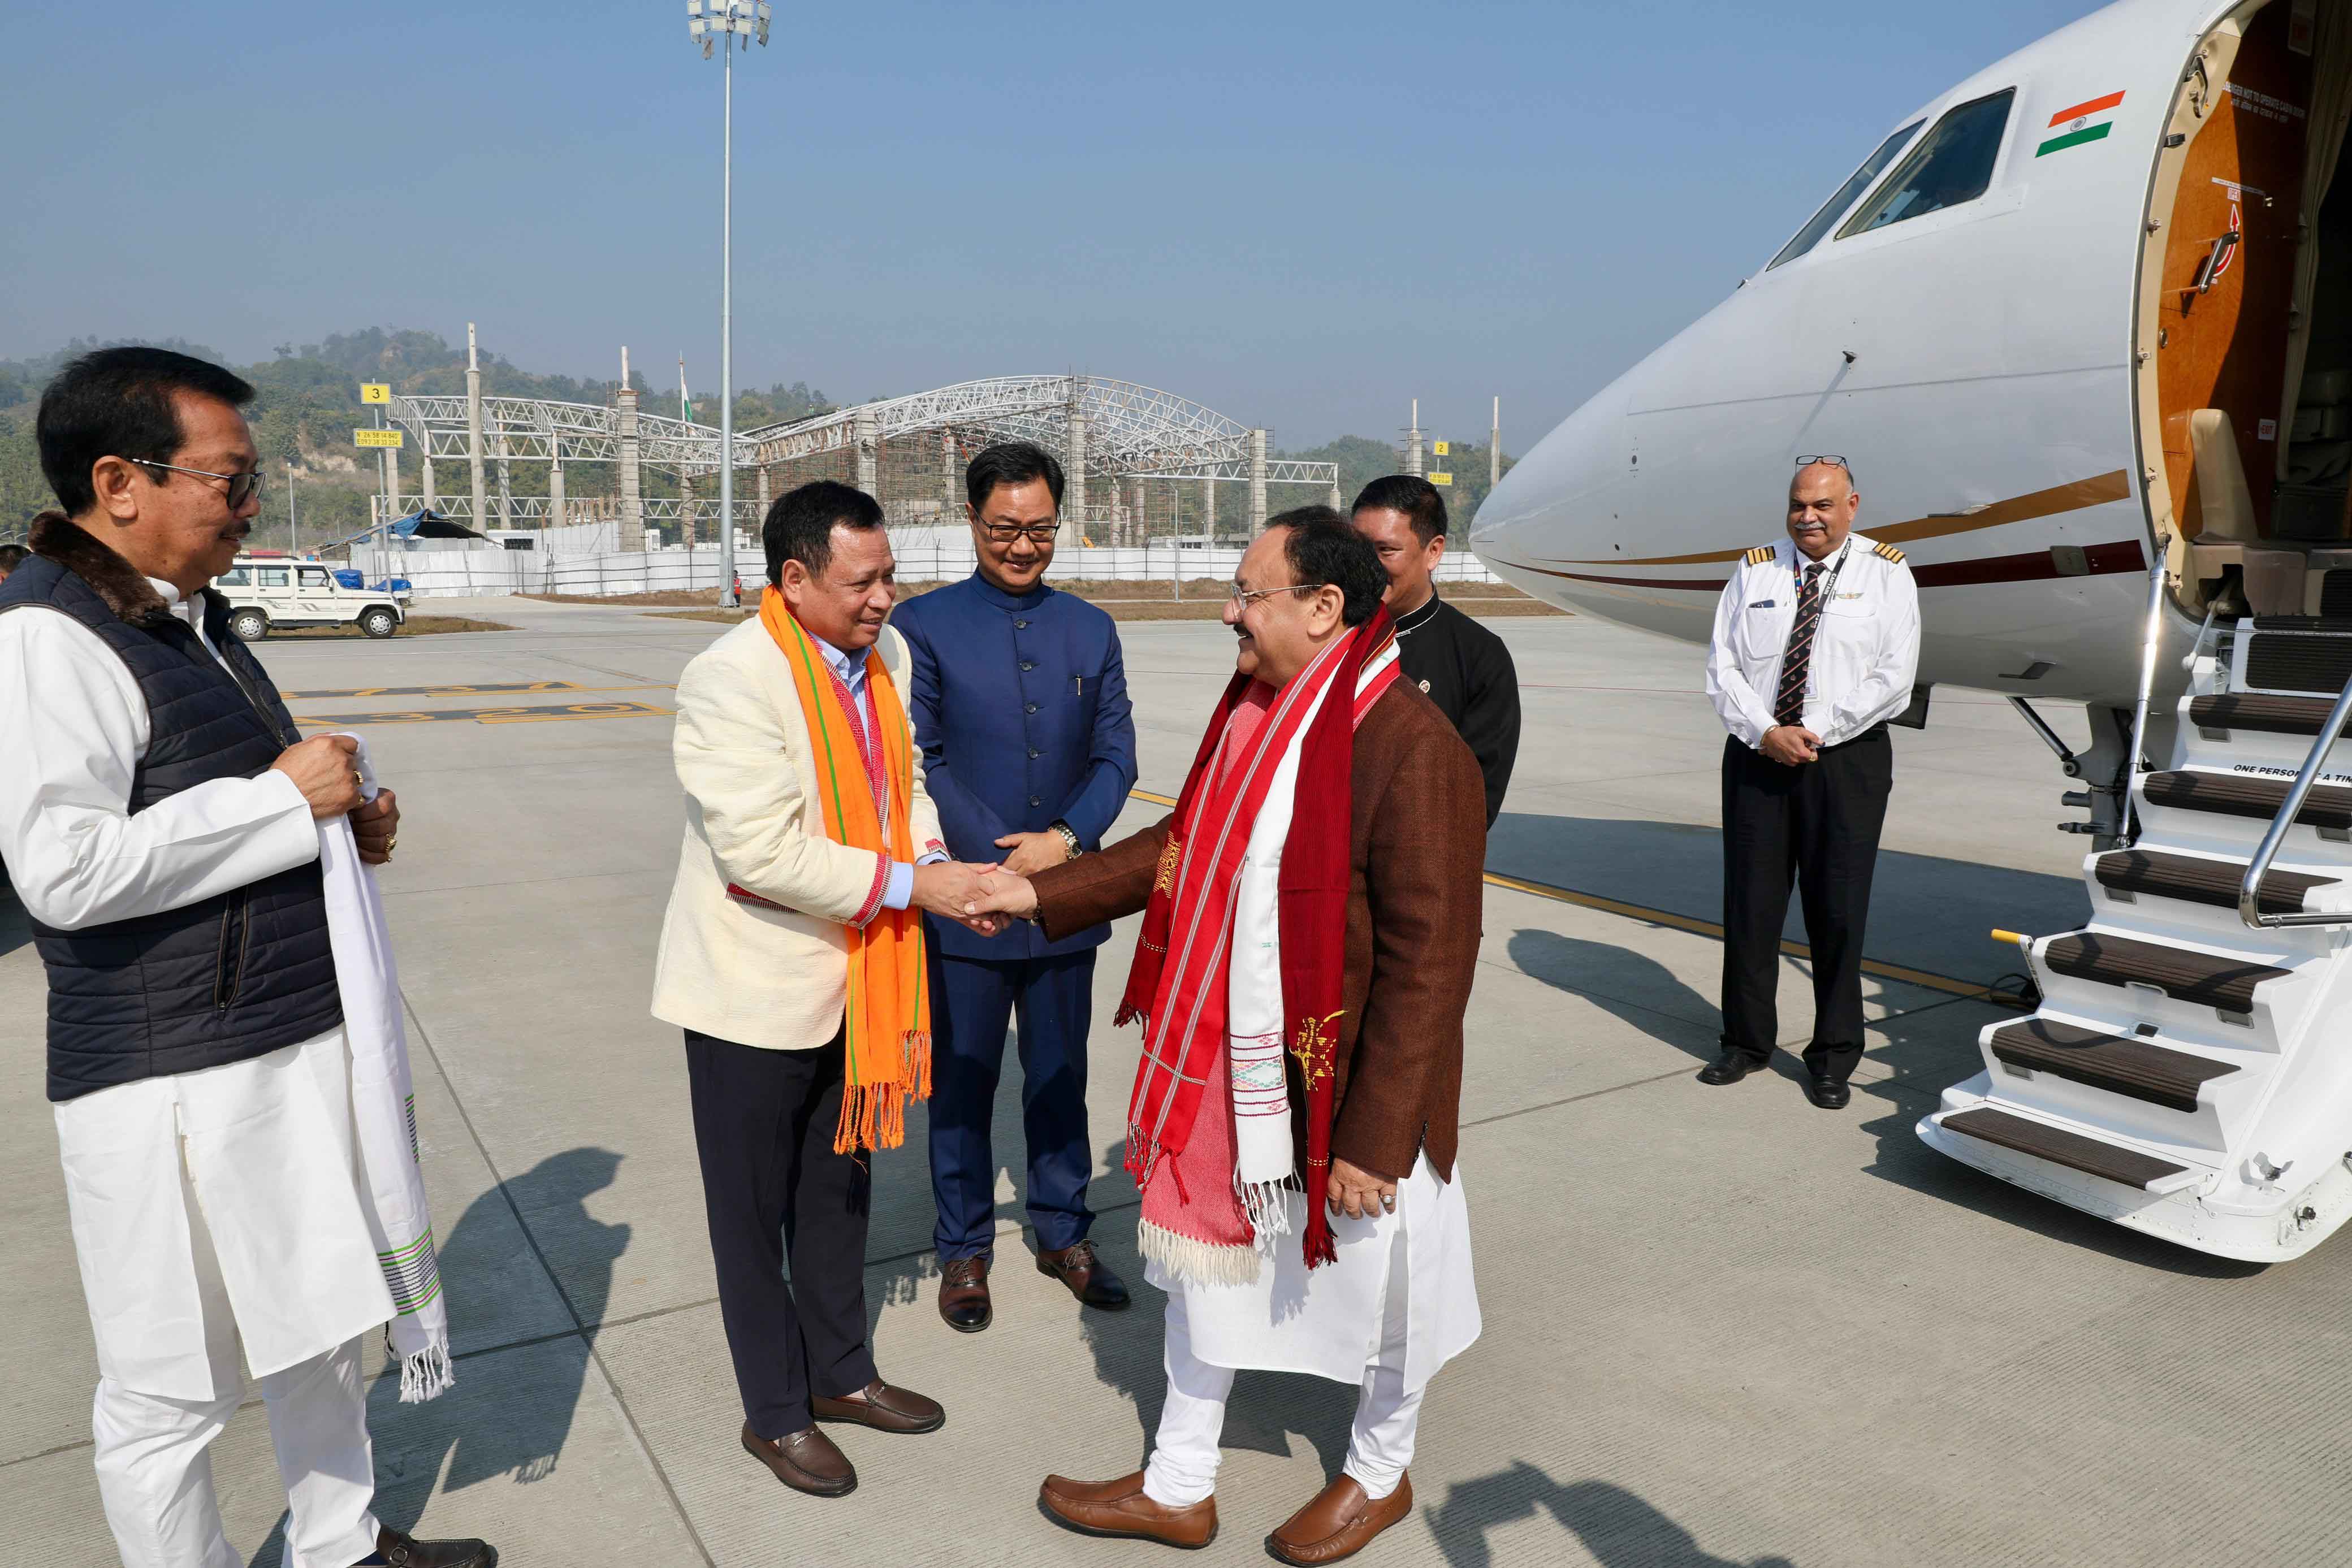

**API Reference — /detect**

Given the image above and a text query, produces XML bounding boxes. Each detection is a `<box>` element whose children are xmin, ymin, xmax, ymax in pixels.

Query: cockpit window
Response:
<box><xmin>1837</xmin><ymin>89</ymin><xmax>2015</xmax><ymax>239</ymax></box>
<box><xmin>1768</xmin><ymin>120</ymin><xmax>1923</xmax><ymax>269</ymax></box>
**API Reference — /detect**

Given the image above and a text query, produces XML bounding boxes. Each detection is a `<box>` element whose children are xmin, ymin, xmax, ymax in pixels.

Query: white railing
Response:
<box><xmin>352</xmin><ymin>539</ymin><xmax>1507</xmax><ymax>600</ymax></box>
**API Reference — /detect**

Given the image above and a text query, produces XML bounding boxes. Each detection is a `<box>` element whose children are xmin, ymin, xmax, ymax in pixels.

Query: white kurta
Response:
<box><xmin>0</xmin><ymin>582</ymin><xmax>392</xmax><ymax>1402</ymax></box>
<box><xmin>1143</xmin><ymin>1156</ymin><xmax>1479</xmax><ymax>1395</ymax></box>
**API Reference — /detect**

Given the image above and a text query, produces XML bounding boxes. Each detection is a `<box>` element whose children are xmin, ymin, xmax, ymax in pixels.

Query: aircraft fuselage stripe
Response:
<box><xmin>1494</xmin><ymin>538</ymin><xmax>2145</xmax><ymax>593</ymax></box>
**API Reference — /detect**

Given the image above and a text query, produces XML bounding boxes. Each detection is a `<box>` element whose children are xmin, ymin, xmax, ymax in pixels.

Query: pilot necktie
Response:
<box><xmin>1773</xmin><ymin>562</ymin><xmax>1826</xmax><ymax>728</ymax></box>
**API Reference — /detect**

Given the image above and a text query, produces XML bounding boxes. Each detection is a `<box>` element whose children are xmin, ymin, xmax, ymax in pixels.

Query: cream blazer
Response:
<box><xmin>651</xmin><ymin>616</ymin><xmax>946</xmax><ymax>1051</ymax></box>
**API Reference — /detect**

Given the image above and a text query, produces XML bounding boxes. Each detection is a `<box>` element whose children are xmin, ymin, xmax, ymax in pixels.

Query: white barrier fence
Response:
<box><xmin>354</xmin><ymin>538</ymin><xmax>1506</xmax><ymax>600</ymax></box>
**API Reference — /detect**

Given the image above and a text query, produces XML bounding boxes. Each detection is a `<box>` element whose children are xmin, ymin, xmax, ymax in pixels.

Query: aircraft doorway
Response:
<box><xmin>2152</xmin><ymin>0</ymin><xmax>2352</xmax><ymax>617</ymax></box>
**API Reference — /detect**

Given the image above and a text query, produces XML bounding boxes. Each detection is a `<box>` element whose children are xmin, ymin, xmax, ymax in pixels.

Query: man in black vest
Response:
<box><xmin>0</xmin><ymin>349</ymin><xmax>492</xmax><ymax>1567</ymax></box>
<box><xmin>1350</xmin><ymin>476</ymin><xmax>1521</xmax><ymax>826</ymax></box>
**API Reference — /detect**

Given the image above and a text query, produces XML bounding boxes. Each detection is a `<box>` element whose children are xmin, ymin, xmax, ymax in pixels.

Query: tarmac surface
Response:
<box><xmin>7</xmin><ymin>592</ymin><xmax>2350</xmax><ymax>1568</ymax></box>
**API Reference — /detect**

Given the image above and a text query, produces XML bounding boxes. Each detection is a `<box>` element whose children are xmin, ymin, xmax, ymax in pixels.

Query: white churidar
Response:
<box><xmin>1143</xmin><ymin>1190</ymin><xmax>1427</xmax><ymax>1508</ymax></box>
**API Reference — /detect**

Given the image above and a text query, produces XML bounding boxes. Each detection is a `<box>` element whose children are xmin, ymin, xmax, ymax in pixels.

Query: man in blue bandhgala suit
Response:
<box><xmin>892</xmin><ymin>441</ymin><xmax>1139</xmax><ymax>1332</ymax></box>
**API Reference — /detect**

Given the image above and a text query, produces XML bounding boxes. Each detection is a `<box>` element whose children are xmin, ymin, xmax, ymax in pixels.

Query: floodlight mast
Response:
<box><xmin>685</xmin><ymin>0</ymin><xmax>769</xmax><ymax>605</ymax></box>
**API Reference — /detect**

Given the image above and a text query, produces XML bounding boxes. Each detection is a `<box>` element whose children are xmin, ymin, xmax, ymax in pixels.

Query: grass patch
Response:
<box><xmin>261</xmin><ymin>616</ymin><xmax>515</xmax><ymax>640</ymax></box>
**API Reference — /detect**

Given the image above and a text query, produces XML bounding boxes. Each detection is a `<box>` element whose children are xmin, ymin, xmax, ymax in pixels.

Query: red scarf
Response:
<box><xmin>1118</xmin><ymin>606</ymin><xmax>1398</xmax><ymax>1270</ymax></box>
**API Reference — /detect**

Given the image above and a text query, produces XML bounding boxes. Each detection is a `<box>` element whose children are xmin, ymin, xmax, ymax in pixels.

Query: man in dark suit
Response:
<box><xmin>890</xmin><ymin>441</ymin><xmax>1139</xmax><ymax>1332</ymax></box>
<box><xmin>1351</xmin><ymin>475</ymin><xmax>1521</xmax><ymax>826</ymax></box>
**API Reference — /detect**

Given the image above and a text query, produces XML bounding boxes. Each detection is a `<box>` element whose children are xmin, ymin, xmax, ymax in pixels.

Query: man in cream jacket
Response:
<box><xmin>653</xmin><ymin>480</ymin><xmax>1000</xmax><ymax>1500</ymax></box>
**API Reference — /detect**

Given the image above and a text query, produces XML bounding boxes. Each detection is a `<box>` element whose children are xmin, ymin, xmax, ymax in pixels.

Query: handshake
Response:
<box><xmin>910</xmin><ymin>861</ymin><xmax>1043</xmax><ymax>938</ymax></box>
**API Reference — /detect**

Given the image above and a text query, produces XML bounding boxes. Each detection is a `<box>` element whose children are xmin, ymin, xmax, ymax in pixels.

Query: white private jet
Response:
<box><xmin>1473</xmin><ymin>0</ymin><xmax>2352</xmax><ymax>1261</ymax></box>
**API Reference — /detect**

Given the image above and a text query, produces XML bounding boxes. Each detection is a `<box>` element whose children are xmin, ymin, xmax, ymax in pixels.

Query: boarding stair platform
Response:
<box><xmin>1919</xmin><ymin>594</ymin><xmax>2352</xmax><ymax>1261</ymax></box>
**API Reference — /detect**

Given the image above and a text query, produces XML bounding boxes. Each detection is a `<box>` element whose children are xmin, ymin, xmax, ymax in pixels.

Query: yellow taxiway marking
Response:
<box><xmin>1129</xmin><ymin>786</ymin><xmax>2020</xmax><ymax>1006</ymax></box>
<box><xmin>299</xmin><ymin>700</ymin><xmax>674</xmax><ymax>727</ymax></box>
<box><xmin>281</xmin><ymin>681</ymin><xmax>675</xmax><ymax>700</ymax></box>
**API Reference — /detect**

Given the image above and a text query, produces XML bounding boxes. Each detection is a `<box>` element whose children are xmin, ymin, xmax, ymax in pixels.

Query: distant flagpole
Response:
<box><xmin>679</xmin><ymin>353</ymin><xmax>693</xmax><ymax>423</ymax></box>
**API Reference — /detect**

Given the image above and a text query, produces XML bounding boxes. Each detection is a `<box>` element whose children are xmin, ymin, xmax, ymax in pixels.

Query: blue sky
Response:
<box><xmin>0</xmin><ymin>1</ymin><xmax>2099</xmax><ymax>447</ymax></box>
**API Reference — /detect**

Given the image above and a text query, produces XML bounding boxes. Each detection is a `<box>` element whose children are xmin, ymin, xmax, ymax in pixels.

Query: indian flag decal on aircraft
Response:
<box><xmin>2038</xmin><ymin>91</ymin><xmax>2124</xmax><ymax>157</ymax></box>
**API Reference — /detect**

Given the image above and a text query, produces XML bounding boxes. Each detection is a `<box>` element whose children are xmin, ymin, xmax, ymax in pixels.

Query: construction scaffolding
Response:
<box><xmin>383</xmin><ymin>371</ymin><xmax>1339</xmax><ymax>551</ymax></box>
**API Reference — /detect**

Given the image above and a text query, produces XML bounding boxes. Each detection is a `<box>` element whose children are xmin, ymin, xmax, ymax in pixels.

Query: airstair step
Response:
<box><xmin>2188</xmin><ymin>693</ymin><xmax>2341</xmax><ymax>737</ymax></box>
<box><xmin>2092</xmin><ymin>848</ymin><xmax>2335</xmax><ymax>915</ymax></box>
<box><xmin>2246</xmin><ymin>630</ymin><xmax>2352</xmax><ymax>694</ymax></box>
<box><xmin>1940</xmin><ymin>1106</ymin><xmax>2190</xmax><ymax>1190</ymax></box>
<box><xmin>2141</xmin><ymin>769</ymin><xmax>2352</xmax><ymax>833</ymax></box>
<box><xmin>2324</xmin><ymin>571</ymin><xmax>2352</xmax><ymax>620</ymax></box>
<box><xmin>2041</xmin><ymin>930</ymin><xmax>2288</xmax><ymax>1014</ymax></box>
<box><xmin>1987</xmin><ymin>1019</ymin><xmax>2237</xmax><ymax>1113</ymax></box>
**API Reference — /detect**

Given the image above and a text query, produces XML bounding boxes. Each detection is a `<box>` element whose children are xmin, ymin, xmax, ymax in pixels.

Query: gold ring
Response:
<box><xmin>386</xmin><ymin>836</ymin><xmax>398</xmax><ymax>852</ymax></box>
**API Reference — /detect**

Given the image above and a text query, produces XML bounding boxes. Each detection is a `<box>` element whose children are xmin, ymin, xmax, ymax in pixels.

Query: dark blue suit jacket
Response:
<box><xmin>892</xmin><ymin>572</ymin><xmax>1138</xmax><ymax>960</ymax></box>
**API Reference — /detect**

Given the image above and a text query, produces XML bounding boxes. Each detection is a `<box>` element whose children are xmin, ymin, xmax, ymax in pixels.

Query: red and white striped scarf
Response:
<box><xmin>1118</xmin><ymin>609</ymin><xmax>1399</xmax><ymax>1281</ymax></box>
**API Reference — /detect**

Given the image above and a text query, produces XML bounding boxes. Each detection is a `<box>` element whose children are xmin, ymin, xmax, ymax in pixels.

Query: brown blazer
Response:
<box><xmin>1032</xmin><ymin>677</ymin><xmax>1485</xmax><ymax>1183</ymax></box>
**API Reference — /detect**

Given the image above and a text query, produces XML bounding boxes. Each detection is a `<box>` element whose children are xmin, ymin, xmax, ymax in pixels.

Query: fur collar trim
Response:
<box><xmin>31</xmin><ymin>511</ymin><xmax>184</xmax><ymax>629</ymax></box>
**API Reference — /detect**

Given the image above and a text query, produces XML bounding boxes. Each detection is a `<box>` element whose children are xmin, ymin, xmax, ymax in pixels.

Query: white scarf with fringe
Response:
<box><xmin>319</xmin><ymin>735</ymin><xmax>453</xmax><ymax>1403</ymax></box>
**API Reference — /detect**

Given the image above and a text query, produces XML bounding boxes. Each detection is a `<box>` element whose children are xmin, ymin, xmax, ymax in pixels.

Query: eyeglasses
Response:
<box><xmin>1795</xmin><ymin>454</ymin><xmax>1857</xmax><ymax>483</ymax></box>
<box><xmin>129</xmin><ymin>458</ymin><xmax>266</xmax><ymax>510</ymax></box>
<box><xmin>1228</xmin><ymin>582</ymin><xmax>1324</xmax><ymax>609</ymax></box>
<box><xmin>979</xmin><ymin>522</ymin><xmax>1058</xmax><ymax>545</ymax></box>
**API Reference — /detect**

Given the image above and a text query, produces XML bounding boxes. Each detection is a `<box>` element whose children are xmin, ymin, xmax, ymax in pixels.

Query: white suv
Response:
<box><xmin>213</xmin><ymin>555</ymin><xmax>408</xmax><ymax>642</ymax></box>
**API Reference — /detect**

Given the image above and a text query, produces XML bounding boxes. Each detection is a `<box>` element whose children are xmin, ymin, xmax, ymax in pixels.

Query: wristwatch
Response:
<box><xmin>1049</xmin><ymin>820</ymin><xmax>1083</xmax><ymax>861</ymax></box>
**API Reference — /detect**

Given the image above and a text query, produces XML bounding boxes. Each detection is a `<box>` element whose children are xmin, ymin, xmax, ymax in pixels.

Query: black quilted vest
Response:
<box><xmin>0</xmin><ymin>550</ymin><xmax>343</xmax><ymax>1101</ymax></box>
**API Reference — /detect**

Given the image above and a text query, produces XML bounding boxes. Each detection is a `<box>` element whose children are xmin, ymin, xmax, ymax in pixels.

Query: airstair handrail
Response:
<box><xmin>2240</xmin><ymin>669</ymin><xmax>2352</xmax><ymax>929</ymax></box>
<box><xmin>2123</xmin><ymin>562</ymin><xmax>2169</xmax><ymax>843</ymax></box>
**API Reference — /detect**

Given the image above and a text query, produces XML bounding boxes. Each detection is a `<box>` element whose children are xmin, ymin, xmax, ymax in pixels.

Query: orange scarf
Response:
<box><xmin>759</xmin><ymin>588</ymin><xmax>931</xmax><ymax>1151</ymax></box>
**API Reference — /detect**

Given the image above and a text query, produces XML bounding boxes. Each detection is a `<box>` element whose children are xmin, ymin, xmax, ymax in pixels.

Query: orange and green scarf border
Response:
<box><xmin>759</xmin><ymin>588</ymin><xmax>931</xmax><ymax>1151</ymax></box>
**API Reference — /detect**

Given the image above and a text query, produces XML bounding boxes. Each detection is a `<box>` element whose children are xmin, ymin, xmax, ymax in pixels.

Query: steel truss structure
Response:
<box><xmin>385</xmin><ymin>375</ymin><xmax>1336</xmax><ymax>490</ymax></box>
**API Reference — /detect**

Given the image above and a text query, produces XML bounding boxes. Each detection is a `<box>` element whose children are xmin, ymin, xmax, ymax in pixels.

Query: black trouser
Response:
<box><xmin>1719</xmin><ymin>725</ymin><xmax>1893</xmax><ymax>1083</ymax></box>
<box><xmin>685</xmin><ymin>1027</ymin><xmax>877</xmax><ymax>1439</ymax></box>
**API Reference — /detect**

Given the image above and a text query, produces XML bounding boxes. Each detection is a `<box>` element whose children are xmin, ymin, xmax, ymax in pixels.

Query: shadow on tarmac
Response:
<box><xmin>1487</xmin><ymin>810</ymin><xmax>2088</xmax><ymax>989</ymax></box>
<box><xmin>1425</xmin><ymin>1462</ymin><xmax>1796</xmax><ymax>1568</ymax></box>
<box><xmin>252</xmin><ymin>1147</ymin><xmax>632</xmax><ymax>1563</ymax></box>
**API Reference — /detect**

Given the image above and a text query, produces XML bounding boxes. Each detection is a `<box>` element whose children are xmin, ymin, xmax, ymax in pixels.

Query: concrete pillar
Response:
<box><xmin>1127</xmin><ymin>476</ymin><xmax>1144</xmax><ymax>547</ymax></box>
<box><xmin>1330</xmin><ymin>477</ymin><xmax>1342</xmax><ymax>509</ymax></box>
<box><xmin>548</xmin><ymin>460</ymin><xmax>565</xmax><ymax>534</ymax></box>
<box><xmin>680</xmin><ymin>469</ymin><xmax>695</xmax><ymax>547</ymax></box>
<box><xmin>1062</xmin><ymin>381</ymin><xmax>1088</xmax><ymax>551</ymax></box>
<box><xmin>465</xmin><ymin>322</ymin><xmax>488</xmax><ymax>532</ymax></box>
<box><xmin>1248</xmin><ymin>428</ymin><xmax>1268</xmax><ymax>534</ymax></box>
<box><xmin>422</xmin><ymin>454</ymin><xmax>436</xmax><ymax>509</ymax></box>
<box><xmin>617</xmin><ymin>348</ymin><xmax>644</xmax><ymax>552</ymax></box>
<box><xmin>854</xmin><ymin>406</ymin><xmax>879</xmax><ymax>496</ymax></box>
<box><xmin>1406</xmin><ymin>398</ymin><xmax>1422</xmax><ymax>478</ymax></box>
<box><xmin>942</xmin><ymin>431</ymin><xmax>959</xmax><ymax>518</ymax></box>
<box><xmin>378</xmin><ymin>440</ymin><xmax>397</xmax><ymax>530</ymax></box>
<box><xmin>756</xmin><ymin>462</ymin><xmax>772</xmax><ymax>543</ymax></box>
<box><xmin>495</xmin><ymin>426</ymin><xmax>512</xmax><ymax>531</ymax></box>
<box><xmin>1201</xmin><ymin>475</ymin><xmax>1214</xmax><ymax>540</ymax></box>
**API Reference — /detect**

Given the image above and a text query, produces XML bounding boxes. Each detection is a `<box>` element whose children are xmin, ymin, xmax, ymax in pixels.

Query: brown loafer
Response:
<box><xmin>811</xmin><ymin>1379</ymin><xmax>945</xmax><ymax>1434</ymax></box>
<box><xmin>740</xmin><ymin>1422</ymin><xmax>856</xmax><ymax>1498</ymax></box>
<box><xmin>1037</xmin><ymin>1239</ymin><xmax>1131</xmax><ymax>1310</ymax></box>
<box><xmin>939</xmin><ymin>1255</ymin><xmax>992</xmax><ymax>1332</ymax></box>
<box><xmin>1268</xmin><ymin>1472</ymin><xmax>1412</xmax><ymax>1565</ymax></box>
<box><xmin>1039</xmin><ymin>1471</ymin><xmax>1217</xmax><ymax>1549</ymax></box>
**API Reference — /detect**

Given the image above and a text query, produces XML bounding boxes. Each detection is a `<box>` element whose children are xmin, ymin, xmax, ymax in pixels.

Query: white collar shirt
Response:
<box><xmin>1704</xmin><ymin>533</ymin><xmax>1921</xmax><ymax>750</ymax></box>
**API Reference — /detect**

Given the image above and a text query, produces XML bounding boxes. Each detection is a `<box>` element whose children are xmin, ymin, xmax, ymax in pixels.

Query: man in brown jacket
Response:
<box><xmin>975</xmin><ymin>509</ymin><xmax>1484</xmax><ymax>1564</ymax></box>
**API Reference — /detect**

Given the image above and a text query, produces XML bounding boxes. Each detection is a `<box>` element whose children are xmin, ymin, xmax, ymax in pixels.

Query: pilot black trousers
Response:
<box><xmin>1718</xmin><ymin>725</ymin><xmax>1893</xmax><ymax>1082</ymax></box>
<box><xmin>685</xmin><ymin>1026</ymin><xmax>879</xmax><ymax>1440</ymax></box>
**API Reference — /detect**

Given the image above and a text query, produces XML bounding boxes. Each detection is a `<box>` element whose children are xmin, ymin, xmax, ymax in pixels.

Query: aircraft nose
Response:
<box><xmin>1470</xmin><ymin>380</ymin><xmax>1633</xmax><ymax>572</ymax></box>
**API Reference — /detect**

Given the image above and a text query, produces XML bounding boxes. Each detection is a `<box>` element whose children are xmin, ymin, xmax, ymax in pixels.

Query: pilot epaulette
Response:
<box><xmin>1871</xmin><ymin>540</ymin><xmax>1906</xmax><ymax>564</ymax></box>
<box><xmin>1744</xmin><ymin>545</ymin><xmax>1774</xmax><ymax>566</ymax></box>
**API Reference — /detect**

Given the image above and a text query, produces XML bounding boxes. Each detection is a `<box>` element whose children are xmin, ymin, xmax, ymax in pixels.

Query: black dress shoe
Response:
<box><xmin>1805</xmin><ymin>1073</ymin><xmax>1852</xmax><ymax>1110</ymax></box>
<box><xmin>938</xmin><ymin>1254</ymin><xmax>992</xmax><ymax>1332</ymax></box>
<box><xmin>812</xmin><ymin>1379</ymin><xmax>946</xmax><ymax>1433</ymax></box>
<box><xmin>1037</xmin><ymin>1240</ymin><xmax>1131</xmax><ymax>1310</ymax></box>
<box><xmin>362</xmin><ymin>1525</ymin><xmax>498</xmax><ymax>1566</ymax></box>
<box><xmin>1697</xmin><ymin>1051</ymin><xmax>1767</xmax><ymax>1086</ymax></box>
<box><xmin>742</xmin><ymin>1422</ymin><xmax>857</xmax><ymax>1497</ymax></box>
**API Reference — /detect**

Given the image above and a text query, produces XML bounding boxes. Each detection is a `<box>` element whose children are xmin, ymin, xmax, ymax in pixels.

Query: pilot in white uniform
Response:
<box><xmin>1701</xmin><ymin>457</ymin><xmax>1919</xmax><ymax>1109</ymax></box>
